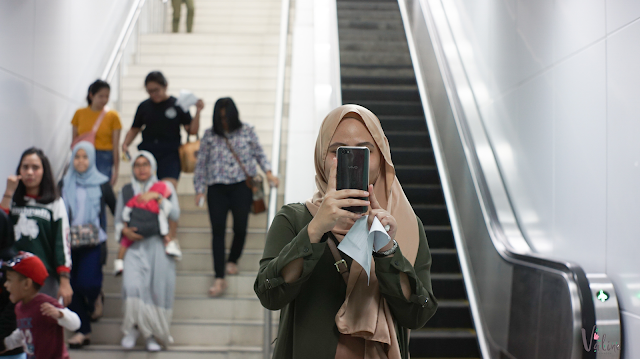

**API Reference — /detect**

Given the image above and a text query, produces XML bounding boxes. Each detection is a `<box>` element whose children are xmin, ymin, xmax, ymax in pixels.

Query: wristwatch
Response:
<box><xmin>373</xmin><ymin>239</ymin><xmax>398</xmax><ymax>258</ymax></box>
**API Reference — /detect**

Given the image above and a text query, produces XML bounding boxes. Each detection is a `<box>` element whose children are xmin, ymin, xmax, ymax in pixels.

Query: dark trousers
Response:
<box><xmin>207</xmin><ymin>181</ymin><xmax>252</xmax><ymax>278</ymax></box>
<box><xmin>68</xmin><ymin>245</ymin><xmax>103</xmax><ymax>334</ymax></box>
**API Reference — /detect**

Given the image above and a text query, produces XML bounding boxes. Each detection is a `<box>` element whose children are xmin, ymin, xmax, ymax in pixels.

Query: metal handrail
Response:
<box><xmin>102</xmin><ymin>0</ymin><xmax>146</xmax><ymax>83</ymax></box>
<box><xmin>263</xmin><ymin>0</ymin><xmax>292</xmax><ymax>357</ymax></box>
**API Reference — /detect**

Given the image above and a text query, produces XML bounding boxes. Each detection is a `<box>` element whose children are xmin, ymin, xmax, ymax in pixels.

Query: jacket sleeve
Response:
<box><xmin>193</xmin><ymin>130</ymin><xmax>212</xmax><ymax>194</ymax></box>
<box><xmin>254</xmin><ymin>206</ymin><xmax>326</xmax><ymax>310</ymax></box>
<box><xmin>113</xmin><ymin>190</ymin><xmax>126</xmax><ymax>243</ymax></box>
<box><xmin>374</xmin><ymin>217</ymin><xmax>438</xmax><ymax>329</ymax></box>
<box><xmin>52</xmin><ymin>199</ymin><xmax>71</xmax><ymax>274</ymax></box>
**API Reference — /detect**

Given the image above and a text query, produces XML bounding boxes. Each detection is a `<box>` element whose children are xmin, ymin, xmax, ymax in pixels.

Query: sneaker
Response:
<box><xmin>165</xmin><ymin>240</ymin><xmax>182</xmax><ymax>260</ymax></box>
<box><xmin>113</xmin><ymin>259</ymin><xmax>124</xmax><ymax>276</ymax></box>
<box><xmin>146</xmin><ymin>337</ymin><xmax>162</xmax><ymax>352</ymax></box>
<box><xmin>121</xmin><ymin>327</ymin><xmax>139</xmax><ymax>349</ymax></box>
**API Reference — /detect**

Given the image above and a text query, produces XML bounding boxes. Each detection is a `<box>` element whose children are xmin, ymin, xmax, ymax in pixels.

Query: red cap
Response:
<box><xmin>3</xmin><ymin>252</ymin><xmax>49</xmax><ymax>286</ymax></box>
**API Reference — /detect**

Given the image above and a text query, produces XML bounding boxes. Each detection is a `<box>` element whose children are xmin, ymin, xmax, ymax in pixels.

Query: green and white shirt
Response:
<box><xmin>10</xmin><ymin>197</ymin><xmax>71</xmax><ymax>275</ymax></box>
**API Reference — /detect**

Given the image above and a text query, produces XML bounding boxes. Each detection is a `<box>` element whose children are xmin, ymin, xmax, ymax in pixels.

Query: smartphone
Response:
<box><xmin>336</xmin><ymin>146</ymin><xmax>370</xmax><ymax>213</ymax></box>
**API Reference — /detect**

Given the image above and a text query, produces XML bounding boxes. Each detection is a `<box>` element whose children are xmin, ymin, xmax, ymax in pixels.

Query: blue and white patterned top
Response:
<box><xmin>194</xmin><ymin>124</ymin><xmax>272</xmax><ymax>193</ymax></box>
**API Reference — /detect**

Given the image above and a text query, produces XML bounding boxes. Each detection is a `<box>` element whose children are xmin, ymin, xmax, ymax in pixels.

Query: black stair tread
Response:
<box><xmin>402</xmin><ymin>183</ymin><xmax>442</xmax><ymax>189</ymax></box>
<box><xmin>423</xmin><ymin>225</ymin><xmax>452</xmax><ymax>230</ymax></box>
<box><xmin>342</xmin><ymin>84</ymin><xmax>419</xmax><ymax>91</ymax></box>
<box><xmin>412</xmin><ymin>204</ymin><xmax>448</xmax><ymax>210</ymax></box>
<box><xmin>395</xmin><ymin>164</ymin><xmax>437</xmax><ymax>169</ymax></box>
<box><xmin>337</xmin><ymin>2</ymin><xmax>400</xmax><ymax>11</ymax></box>
<box><xmin>431</xmin><ymin>273</ymin><xmax>463</xmax><ymax>280</ymax></box>
<box><xmin>412</xmin><ymin>329</ymin><xmax>477</xmax><ymax>339</ymax></box>
<box><xmin>430</xmin><ymin>248</ymin><xmax>458</xmax><ymax>255</ymax></box>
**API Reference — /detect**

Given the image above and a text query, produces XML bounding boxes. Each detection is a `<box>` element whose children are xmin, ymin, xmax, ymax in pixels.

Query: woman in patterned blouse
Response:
<box><xmin>194</xmin><ymin>97</ymin><xmax>279</xmax><ymax>297</ymax></box>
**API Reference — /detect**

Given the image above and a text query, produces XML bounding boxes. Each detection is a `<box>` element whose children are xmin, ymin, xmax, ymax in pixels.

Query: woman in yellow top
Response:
<box><xmin>71</xmin><ymin>80</ymin><xmax>122</xmax><ymax>186</ymax></box>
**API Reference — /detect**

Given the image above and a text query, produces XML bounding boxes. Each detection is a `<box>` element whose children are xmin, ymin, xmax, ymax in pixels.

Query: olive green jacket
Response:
<box><xmin>254</xmin><ymin>203</ymin><xmax>438</xmax><ymax>359</ymax></box>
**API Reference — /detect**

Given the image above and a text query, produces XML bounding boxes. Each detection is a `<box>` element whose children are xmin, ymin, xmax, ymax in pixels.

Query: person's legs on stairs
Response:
<box><xmin>171</xmin><ymin>0</ymin><xmax>182</xmax><ymax>32</ymax></box>
<box><xmin>226</xmin><ymin>182</ymin><xmax>253</xmax><ymax>273</ymax></box>
<box><xmin>207</xmin><ymin>184</ymin><xmax>230</xmax><ymax>296</ymax></box>
<box><xmin>185</xmin><ymin>0</ymin><xmax>195</xmax><ymax>33</ymax></box>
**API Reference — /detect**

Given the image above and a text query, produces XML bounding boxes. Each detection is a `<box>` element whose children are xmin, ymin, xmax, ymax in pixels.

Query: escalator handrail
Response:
<box><xmin>397</xmin><ymin>0</ymin><xmax>598</xmax><ymax>357</ymax></box>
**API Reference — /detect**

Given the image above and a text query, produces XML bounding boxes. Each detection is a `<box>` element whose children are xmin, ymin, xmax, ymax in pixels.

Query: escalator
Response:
<box><xmin>335</xmin><ymin>0</ymin><xmax>622</xmax><ymax>358</ymax></box>
<box><xmin>337</xmin><ymin>0</ymin><xmax>480</xmax><ymax>357</ymax></box>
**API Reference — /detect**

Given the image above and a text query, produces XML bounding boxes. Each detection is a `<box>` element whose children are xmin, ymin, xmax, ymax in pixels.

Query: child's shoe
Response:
<box><xmin>113</xmin><ymin>259</ymin><xmax>124</xmax><ymax>276</ymax></box>
<box><xmin>165</xmin><ymin>240</ymin><xmax>182</xmax><ymax>260</ymax></box>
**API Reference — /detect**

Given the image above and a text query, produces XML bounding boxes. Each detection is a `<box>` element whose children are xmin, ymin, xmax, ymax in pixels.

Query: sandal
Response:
<box><xmin>208</xmin><ymin>278</ymin><xmax>227</xmax><ymax>297</ymax></box>
<box><xmin>68</xmin><ymin>333</ymin><xmax>90</xmax><ymax>349</ymax></box>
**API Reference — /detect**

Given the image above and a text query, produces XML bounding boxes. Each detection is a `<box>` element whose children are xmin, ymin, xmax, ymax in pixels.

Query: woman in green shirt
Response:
<box><xmin>255</xmin><ymin>104</ymin><xmax>438</xmax><ymax>359</ymax></box>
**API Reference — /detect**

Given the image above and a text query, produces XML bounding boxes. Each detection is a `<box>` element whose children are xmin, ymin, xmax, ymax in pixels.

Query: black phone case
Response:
<box><xmin>336</xmin><ymin>146</ymin><xmax>370</xmax><ymax>213</ymax></box>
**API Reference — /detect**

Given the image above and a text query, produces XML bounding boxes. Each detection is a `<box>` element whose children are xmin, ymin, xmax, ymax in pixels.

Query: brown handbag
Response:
<box><xmin>179</xmin><ymin>134</ymin><xmax>200</xmax><ymax>173</ymax></box>
<box><xmin>224</xmin><ymin>138</ymin><xmax>266</xmax><ymax>214</ymax></box>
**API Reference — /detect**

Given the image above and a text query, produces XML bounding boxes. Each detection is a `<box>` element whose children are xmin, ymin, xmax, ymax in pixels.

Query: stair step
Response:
<box><xmin>140</xmin><ymin>33</ymin><xmax>279</xmax><ymax>46</ymax></box>
<box><xmin>390</xmin><ymin>148</ymin><xmax>436</xmax><ymax>166</ymax></box>
<box><xmin>413</xmin><ymin>204</ymin><xmax>450</xmax><ymax>226</ymax></box>
<box><xmin>349</xmin><ymin>101</ymin><xmax>423</xmax><ymax>117</ymax></box>
<box><xmin>104</xmin><ymin>249</ymin><xmax>263</xmax><ymax>273</ymax></box>
<box><xmin>71</xmin><ymin>345</ymin><xmax>262</xmax><ymax>359</ymax></box>
<box><xmin>402</xmin><ymin>184</ymin><xmax>445</xmax><ymax>205</ymax></box>
<box><xmin>342</xmin><ymin>86</ymin><xmax>419</xmax><ymax>102</ymax></box>
<box><xmin>340</xmin><ymin>65</ymin><xmax>415</xmax><ymax>79</ymax></box>
<box><xmin>409</xmin><ymin>329</ymin><xmax>481</xmax><ymax>357</ymax></box>
<box><xmin>423</xmin><ymin>300</ymin><xmax>473</xmax><ymax>329</ymax></box>
<box><xmin>395</xmin><ymin>166</ymin><xmax>440</xmax><ymax>185</ymax></box>
<box><xmin>107</xmin><ymin>228</ymin><xmax>265</xmax><ymax>250</ymax></box>
<box><xmin>108</xmin><ymin>210</ymin><xmax>269</xmax><ymax>230</ymax></box>
<box><xmin>103</xmin><ymin>272</ymin><xmax>258</xmax><ymax>297</ymax></box>
<box><xmin>337</xmin><ymin>2</ymin><xmax>401</xmax><ymax>11</ymax></box>
<box><xmin>386</xmin><ymin>131</ymin><xmax>431</xmax><ymax>148</ymax></box>
<box><xmin>88</xmin><ymin>318</ymin><xmax>275</xmax><ymax>347</ymax></box>
<box><xmin>340</xmin><ymin>51</ymin><xmax>412</xmax><ymax>66</ymax></box>
<box><xmin>378</xmin><ymin>115</ymin><xmax>427</xmax><ymax>132</ymax></box>
<box><xmin>102</xmin><ymin>294</ymin><xmax>264</xmax><ymax>322</ymax></box>
<box><xmin>430</xmin><ymin>249</ymin><xmax>461</xmax><ymax>274</ymax></box>
<box><xmin>338</xmin><ymin>29</ymin><xmax>407</xmax><ymax>42</ymax></box>
<box><xmin>431</xmin><ymin>274</ymin><xmax>466</xmax><ymax>300</ymax></box>
<box><xmin>424</xmin><ymin>226</ymin><xmax>455</xmax><ymax>249</ymax></box>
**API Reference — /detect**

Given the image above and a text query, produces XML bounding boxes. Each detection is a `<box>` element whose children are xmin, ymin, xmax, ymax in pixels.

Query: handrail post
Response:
<box><xmin>263</xmin><ymin>0</ymin><xmax>291</xmax><ymax>357</ymax></box>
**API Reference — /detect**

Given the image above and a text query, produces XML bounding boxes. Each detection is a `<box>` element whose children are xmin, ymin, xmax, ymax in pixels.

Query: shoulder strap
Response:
<box><xmin>121</xmin><ymin>184</ymin><xmax>134</xmax><ymax>205</ymax></box>
<box><xmin>326</xmin><ymin>233</ymin><xmax>349</xmax><ymax>284</ymax></box>
<box><xmin>91</xmin><ymin>107</ymin><xmax>109</xmax><ymax>133</ymax></box>
<box><xmin>224</xmin><ymin>138</ymin><xmax>250</xmax><ymax>177</ymax></box>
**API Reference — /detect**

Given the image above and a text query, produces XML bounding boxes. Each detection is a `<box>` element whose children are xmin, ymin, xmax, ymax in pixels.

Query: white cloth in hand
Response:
<box><xmin>337</xmin><ymin>215</ymin><xmax>391</xmax><ymax>284</ymax></box>
<box><xmin>175</xmin><ymin>89</ymin><xmax>198</xmax><ymax>112</ymax></box>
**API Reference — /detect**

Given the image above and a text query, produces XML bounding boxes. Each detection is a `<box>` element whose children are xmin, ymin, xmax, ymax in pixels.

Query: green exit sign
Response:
<box><xmin>597</xmin><ymin>290</ymin><xmax>610</xmax><ymax>302</ymax></box>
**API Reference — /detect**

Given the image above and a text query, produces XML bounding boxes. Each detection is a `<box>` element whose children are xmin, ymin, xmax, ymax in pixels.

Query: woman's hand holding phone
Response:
<box><xmin>307</xmin><ymin>158</ymin><xmax>370</xmax><ymax>243</ymax></box>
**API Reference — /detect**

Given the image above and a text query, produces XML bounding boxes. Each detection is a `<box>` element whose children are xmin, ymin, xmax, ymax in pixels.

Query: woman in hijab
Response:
<box><xmin>61</xmin><ymin>142</ymin><xmax>116</xmax><ymax>348</ymax></box>
<box><xmin>254</xmin><ymin>105</ymin><xmax>438</xmax><ymax>359</ymax></box>
<box><xmin>113</xmin><ymin>151</ymin><xmax>180</xmax><ymax>352</ymax></box>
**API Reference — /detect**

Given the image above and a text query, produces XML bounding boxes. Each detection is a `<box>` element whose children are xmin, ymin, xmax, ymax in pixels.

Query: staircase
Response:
<box><xmin>336</xmin><ymin>0</ymin><xmax>481</xmax><ymax>357</ymax></box>
<box><xmin>72</xmin><ymin>0</ymin><xmax>284</xmax><ymax>357</ymax></box>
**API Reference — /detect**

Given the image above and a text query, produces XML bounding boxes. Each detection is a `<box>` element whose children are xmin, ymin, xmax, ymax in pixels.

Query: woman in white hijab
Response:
<box><xmin>113</xmin><ymin>151</ymin><xmax>180</xmax><ymax>352</ymax></box>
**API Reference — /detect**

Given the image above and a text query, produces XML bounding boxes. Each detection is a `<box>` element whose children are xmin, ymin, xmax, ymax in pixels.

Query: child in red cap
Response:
<box><xmin>113</xmin><ymin>181</ymin><xmax>182</xmax><ymax>275</ymax></box>
<box><xmin>2</xmin><ymin>252</ymin><xmax>80</xmax><ymax>359</ymax></box>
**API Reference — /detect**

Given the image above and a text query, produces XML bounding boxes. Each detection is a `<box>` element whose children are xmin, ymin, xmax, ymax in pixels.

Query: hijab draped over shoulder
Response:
<box><xmin>305</xmin><ymin>104</ymin><xmax>420</xmax><ymax>359</ymax></box>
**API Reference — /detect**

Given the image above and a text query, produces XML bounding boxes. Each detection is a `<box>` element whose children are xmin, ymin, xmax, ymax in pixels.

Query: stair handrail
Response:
<box><xmin>263</xmin><ymin>0</ymin><xmax>292</xmax><ymax>357</ymax></box>
<box><xmin>102</xmin><ymin>0</ymin><xmax>147</xmax><ymax>83</ymax></box>
<box><xmin>397</xmin><ymin>0</ymin><xmax>620</xmax><ymax>358</ymax></box>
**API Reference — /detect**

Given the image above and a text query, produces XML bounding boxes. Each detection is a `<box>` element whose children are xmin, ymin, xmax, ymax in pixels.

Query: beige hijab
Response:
<box><xmin>305</xmin><ymin>104</ymin><xmax>420</xmax><ymax>359</ymax></box>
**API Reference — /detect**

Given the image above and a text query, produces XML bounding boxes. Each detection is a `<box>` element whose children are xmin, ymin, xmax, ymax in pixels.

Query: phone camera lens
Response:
<box><xmin>346</xmin><ymin>150</ymin><xmax>350</xmax><ymax>153</ymax></box>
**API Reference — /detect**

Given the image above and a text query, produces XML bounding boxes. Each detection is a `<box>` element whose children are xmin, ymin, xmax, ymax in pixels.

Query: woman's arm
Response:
<box><xmin>254</xmin><ymin>206</ymin><xmax>328</xmax><ymax>310</ymax></box>
<box><xmin>72</xmin><ymin>126</ymin><xmax>79</xmax><ymax>141</ymax></box>
<box><xmin>113</xmin><ymin>190</ymin><xmax>126</xmax><ymax>243</ymax></box>
<box><xmin>111</xmin><ymin>129</ymin><xmax>121</xmax><ymax>186</ymax></box>
<box><xmin>374</xmin><ymin>217</ymin><xmax>438</xmax><ymax>329</ymax></box>
<box><xmin>121</xmin><ymin>128</ymin><xmax>141</xmax><ymax>154</ymax></box>
<box><xmin>101</xmin><ymin>183</ymin><xmax>117</xmax><ymax>215</ymax></box>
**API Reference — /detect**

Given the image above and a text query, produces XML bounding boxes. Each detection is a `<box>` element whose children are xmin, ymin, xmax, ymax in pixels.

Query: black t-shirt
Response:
<box><xmin>132</xmin><ymin>96</ymin><xmax>192</xmax><ymax>150</ymax></box>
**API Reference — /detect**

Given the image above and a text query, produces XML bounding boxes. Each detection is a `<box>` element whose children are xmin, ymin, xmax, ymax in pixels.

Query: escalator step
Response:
<box><xmin>342</xmin><ymin>86</ymin><xmax>420</xmax><ymax>102</ymax></box>
<box><xmin>379</xmin><ymin>115</ymin><xmax>426</xmax><ymax>131</ymax></box>
<box><xmin>423</xmin><ymin>299</ymin><xmax>472</xmax><ymax>329</ymax></box>
<box><xmin>431</xmin><ymin>274</ymin><xmax>466</xmax><ymax>300</ymax></box>
<box><xmin>353</xmin><ymin>101</ymin><xmax>424</xmax><ymax>116</ymax></box>
<box><xmin>340</xmin><ymin>40</ymin><xmax>408</xmax><ymax>52</ymax></box>
<box><xmin>338</xmin><ymin>19</ymin><xmax>406</xmax><ymax>31</ymax></box>
<box><xmin>339</xmin><ymin>29</ymin><xmax>408</xmax><ymax>42</ymax></box>
<box><xmin>430</xmin><ymin>249</ymin><xmax>462</xmax><ymax>273</ymax></box>
<box><xmin>413</xmin><ymin>204</ymin><xmax>449</xmax><ymax>226</ymax></box>
<box><xmin>340</xmin><ymin>51</ymin><xmax>413</xmax><ymax>66</ymax></box>
<box><xmin>340</xmin><ymin>65</ymin><xmax>415</xmax><ymax>79</ymax></box>
<box><xmin>424</xmin><ymin>226</ymin><xmax>455</xmax><ymax>249</ymax></box>
<box><xmin>403</xmin><ymin>184</ymin><xmax>445</xmax><ymax>205</ymax></box>
<box><xmin>386</xmin><ymin>131</ymin><xmax>431</xmax><ymax>148</ymax></box>
<box><xmin>391</xmin><ymin>148</ymin><xmax>435</xmax><ymax>166</ymax></box>
<box><xmin>409</xmin><ymin>329</ymin><xmax>481</xmax><ymax>358</ymax></box>
<box><xmin>395</xmin><ymin>166</ymin><xmax>440</xmax><ymax>185</ymax></box>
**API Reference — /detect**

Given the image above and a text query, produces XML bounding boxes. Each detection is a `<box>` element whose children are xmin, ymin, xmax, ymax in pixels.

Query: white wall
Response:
<box><xmin>285</xmin><ymin>0</ymin><xmax>341</xmax><ymax>204</ymax></box>
<box><xmin>437</xmin><ymin>0</ymin><xmax>640</xmax><ymax>356</ymax></box>
<box><xmin>0</xmin><ymin>0</ymin><xmax>134</xmax><ymax>182</ymax></box>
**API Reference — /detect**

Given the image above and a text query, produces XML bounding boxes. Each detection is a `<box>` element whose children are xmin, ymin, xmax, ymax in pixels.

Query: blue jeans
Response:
<box><xmin>95</xmin><ymin>150</ymin><xmax>113</xmax><ymax>179</ymax></box>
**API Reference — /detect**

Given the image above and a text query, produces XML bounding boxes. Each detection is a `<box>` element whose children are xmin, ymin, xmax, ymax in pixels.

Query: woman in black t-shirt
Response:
<box><xmin>121</xmin><ymin>71</ymin><xmax>204</xmax><ymax>189</ymax></box>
